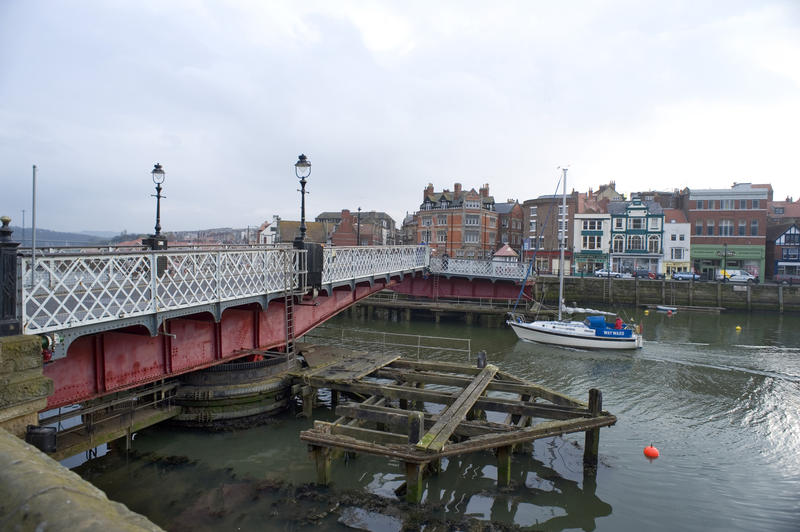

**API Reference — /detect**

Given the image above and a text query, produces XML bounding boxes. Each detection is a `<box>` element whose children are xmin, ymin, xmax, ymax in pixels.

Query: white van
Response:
<box><xmin>716</xmin><ymin>269</ymin><xmax>758</xmax><ymax>283</ymax></box>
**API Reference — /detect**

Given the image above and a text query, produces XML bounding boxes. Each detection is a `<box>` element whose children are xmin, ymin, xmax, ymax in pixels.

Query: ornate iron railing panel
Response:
<box><xmin>322</xmin><ymin>245</ymin><xmax>428</xmax><ymax>285</ymax></box>
<box><xmin>18</xmin><ymin>248</ymin><xmax>304</xmax><ymax>335</ymax></box>
<box><xmin>429</xmin><ymin>256</ymin><xmax>530</xmax><ymax>281</ymax></box>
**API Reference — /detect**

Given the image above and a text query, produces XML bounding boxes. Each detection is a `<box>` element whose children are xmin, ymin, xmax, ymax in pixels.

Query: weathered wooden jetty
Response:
<box><xmin>294</xmin><ymin>345</ymin><xmax>616</xmax><ymax>503</ymax></box>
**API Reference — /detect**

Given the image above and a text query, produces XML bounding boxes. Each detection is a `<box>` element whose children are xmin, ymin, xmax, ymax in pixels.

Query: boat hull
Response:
<box><xmin>507</xmin><ymin>320</ymin><xmax>643</xmax><ymax>350</ymax></box>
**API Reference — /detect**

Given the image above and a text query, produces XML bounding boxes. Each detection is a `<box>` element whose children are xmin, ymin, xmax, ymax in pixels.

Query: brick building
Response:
<box><xmin>522</xmin><ymin>191</ymin><xmax>579</xmax><ymax>274</ymax></box>
<box><xmin>316</xmin><ymin>210</ymin><xmax>397</xmax><ymax>245</ymax></box>
<box><xmin>415</xmin><ymin>182</ymin><xmax>497</xmax><ymax>259</ymax></box>
<box><xmin>684</xmin><ymin>183</ymin><xmax>771</xmax><ymax>281</ymax></box>
<box><xmin>495</xmin><ymin>201</ymin><xmax>524</xmax><ymax>254</ymax></box>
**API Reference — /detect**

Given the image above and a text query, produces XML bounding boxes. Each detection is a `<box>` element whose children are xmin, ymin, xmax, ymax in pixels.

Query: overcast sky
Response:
<box><xmin>1</xmin><ymin>1</ymin><xmax>798</xmax><ymax>234</ymax></box>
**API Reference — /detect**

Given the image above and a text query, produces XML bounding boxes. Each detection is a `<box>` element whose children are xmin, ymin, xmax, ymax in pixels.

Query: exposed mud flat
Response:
<box><xmin>77</xmin><ymin>449</ymin><xmax>528</xmax><ymax>531</ymax></box>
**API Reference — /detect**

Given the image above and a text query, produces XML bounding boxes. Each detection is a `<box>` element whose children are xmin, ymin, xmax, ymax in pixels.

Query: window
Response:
<box><xmin>437</xmin><ymin>230</ymin><xmax>447</xmax><ymax>243</ymax></box>
<box><xmin>671</xmin><ymin>234</ymin><xmax>677</xmax><ymax>241</ymax></box>
<box><xmin>530</xmin><ymin>220</ymin><xmax>537</xmax><ymax>232</ymax></box>
<box><xmin>648</xmin><ymin>236</ymin><xmax>660</xmax><ymax>253</ymax></box>
<box><xmin>614</xmin><ymin>218</ymin><xmax>624</xmax><ymax>230</ymax></box>
<box><xmin>501</xmin><ymin>219</ymin><xmax>508</xmax><ymax>228</ymax></box>
<box><xmin>465</xmin><ymin>215</ymin><xmax>480</xmax><ymax>226</ymax></box>
<box><xmin>464</xmin><ymin>231</ymin><xmax>479</xmax><ymax>243</ymax></box>
<box><xmin>696</xmin><ymin>200</ymin><xmax>704</xmax><ymax>209</ymax></box>
<box><xmin>739</xmin><ymin>199</ymin><xmax>746</xmax><ymax>209</ymax></box>
<box><xmin>422</xmin><ymin>217</ymin><xmax>432</xmax><ymax>227</ymax></box>
<box><xmin>649</xmin><ymin>218</ymin><xmax>661</xmax><ymax>230</ymax></box>
<box><xmin>628</xmin><ymin>235</ymin><xmax>644</xmax><ymax>250</ymax></box>
<box><xmin>558</xmin><ymin>205</ymin><xmax>567</xmax><ymax>216</ymax></box>
<box><xmin>437</xmin><ymin>215</ymin><xmax>448</xmax><ymax>225</ymax></box>
<box><xmin>752</xmin><ymin>200</ymin><xmax>760</xmax><ymax>209</ymax></box>
<box><xmin>582</xmin><ymin>235</ymin><xmax>602</xmax><ymax>249</ymax></box>
<box><xmin>679</xmin><ymin>234</ymin><xmax>685</xmax><ymax>241</ymax></box>
<box><xmin>738</xmin><ymin>220</ymin><xmax>746</xmax><ymax>236</ymax></box>
<box><xmin>613</xmin><ymin>235</ymin><xmax>625</xmax><ymax>252</ymax></box>
<box><xmin>721</xmin><ymin>199</ymin><xmax>734</xmax><ymax>210</ymax></box>
<box><xmin>420</xmin><ymin>230</ymin><xmax>431</xmax><ymax>243</ymax></box>
<box><xmin>422</xmin><ymin>201</ymin><xmax>432</xmax><ymax>211</ymax></box>
<box><xmin>671</xmin><ymin>248</ymin><xmax>684</xmax><ymax>260</ymax></box>
<box><xmin>750</xmin><ymin>219</ymin><xmax>759</xmax><ymax>236</ymax></box>
<box><xmin>695</xmin><ymin>221</ymin><xmax>703</xmax><ymax>235</ymax></box>
<box><xmin>629</xmin><ymin>218</ymin><xmax>645</xmax><ymax>230</ymax></box>
<box><xmin>719</xmin><ymin>220</ymin><xmax>734</xmax><ymax>236</ymax></box>
<box><xmin>583</xmin><ymin>219</ymin><xmax>602</xmax><ymax>231</ymax></box>
<box><xmin>774</xmin><ymin>207</ymin><xmax>785</xmax><ymax>215</ymax></box>
<box><xmin>489</xmin><ymin>218</ymin><xmax>496</xmax><ymax>228</ymax></box>
<box><xmin>440</xmin><ymin>200</ymin><xmax>449</xmax><ymax>209</ymax></box>
<box><xmin>783</xmin><ymin>248</ymin><xmax>800</xmax><ymax>260</ymax></box>
<box><xmin>464</xmin><ymin>200</ymin><xmax>481</xmax><ymax>209</ymax></box>
<box><xmin>707</xmin><ymin>220</ymin><xmax>715</xmax><ymax>236</ymax></box>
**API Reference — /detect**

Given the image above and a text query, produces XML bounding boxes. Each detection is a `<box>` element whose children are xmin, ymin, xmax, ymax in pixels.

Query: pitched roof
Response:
<box><xmin>278</xmin><ymin>221</ymin><xmax>332</xmax><ymax>243</ymax></box>
<box><xmin>493</xmin><ymin>244</ymin><xmax>518</xmax><ymax>257</ymax></box>
<box><xmin>495</xmin><ymin>202</ymin><xmax>517</xmax><ymax>214</ymax></box>
<box><xmin>608</xmin><ymin>200</ymin><xmax>663</xmax><ymax>215</ymax></box>
<box><xmin>766</xmin><ymin>222</ymin><xmax>798</xmax><ymax>241</ymax></box>
<box><xmin>662</xmin><ymin>209</ymin><xmax>687</xmax><ymax>223</ymax></box>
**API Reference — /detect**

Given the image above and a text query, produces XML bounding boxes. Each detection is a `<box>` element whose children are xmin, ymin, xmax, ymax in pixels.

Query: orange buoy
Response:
<box><xmin>644</xmin><ymin>445</ymin><xmax>660</xmax><ymax>459</ymax></box>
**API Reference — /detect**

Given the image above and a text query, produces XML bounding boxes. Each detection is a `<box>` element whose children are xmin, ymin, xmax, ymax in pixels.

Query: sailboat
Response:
<box><xmin>506</xmin><ymin>168</ymin><xmax>643</xmax><ymax>350</ymax></box>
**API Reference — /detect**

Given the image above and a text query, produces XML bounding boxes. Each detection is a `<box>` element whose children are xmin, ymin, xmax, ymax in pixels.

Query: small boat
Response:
<box><xmin>507</xmin><ymin>168</ymin><xmax>643</xmax><ymax>350</ymax></box>
<box><xmin>508</xmin><ymin>315</ymin><xmax>643</xmax><ymax>350</ymax></box>
<box><xmin>656</xmin><ymin>305</ymin><xmax>677</xmax><ymax>313</ymax></box>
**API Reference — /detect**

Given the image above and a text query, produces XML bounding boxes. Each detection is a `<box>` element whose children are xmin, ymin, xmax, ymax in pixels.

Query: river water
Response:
<box><xmin>76</xmin><ymin>309</ymin><xmax>800</xmax><ymax>531</ymax></box>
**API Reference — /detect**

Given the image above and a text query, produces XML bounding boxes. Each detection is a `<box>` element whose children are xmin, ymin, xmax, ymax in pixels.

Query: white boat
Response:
<box><xmin>507</xmin><ymin>167</ymin><xmax>643</xmax><ymax>350</ymax></box>
<box><xmin>508</xmin><ymin>315</ymin><xmax>643</xmax><ymax>350</ymax></box>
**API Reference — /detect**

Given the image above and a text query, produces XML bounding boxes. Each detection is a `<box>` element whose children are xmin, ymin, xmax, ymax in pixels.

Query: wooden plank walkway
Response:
<box><xmin>415</xmin><ymin>364</ymin><xmax>497</xmax><ymax>452</ymax></box>
<box><xmin>293</xmin><ymin>348</ymin><xmax>617</xmax><ymax>503</ymax></box>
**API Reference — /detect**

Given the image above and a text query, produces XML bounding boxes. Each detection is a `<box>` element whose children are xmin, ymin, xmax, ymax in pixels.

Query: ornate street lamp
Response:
<box><xmin>144</xmin><ymin>163</ymin><xmax>168</xmax><ymax>250</ymax></box>
<box><xmin>294</xmin><ymin>154</ymin><xmax>311</xmax><ymax>249</ymax></box>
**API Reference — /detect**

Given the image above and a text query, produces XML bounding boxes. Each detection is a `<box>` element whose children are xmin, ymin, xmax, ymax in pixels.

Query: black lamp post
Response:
<box><xmin>294</xmin><ymin>154</ymin><xmax>311</xmax><ymax>249</ymax></box>
<box><xmin>144</xmin><ymin>163</ymin><xmax>168</xmax><ymax>250</ymax></box>
<box><xmin>356</xmin><ymin>206</ymin><xmax>361</xmax><ymax>246</ymax></box>
<box><xmin>723</xmin><ymin>242</ymin><xmax>728</xmax><ymax>277</ymax></box>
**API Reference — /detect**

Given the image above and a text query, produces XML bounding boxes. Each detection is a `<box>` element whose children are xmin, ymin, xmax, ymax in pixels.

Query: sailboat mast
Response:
<box><xmin>558</xmin><ymin>167</ymin><xmax>567</xmax><ymax>321</ymax></box>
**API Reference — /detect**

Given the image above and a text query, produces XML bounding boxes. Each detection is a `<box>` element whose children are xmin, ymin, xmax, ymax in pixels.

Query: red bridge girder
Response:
<box><xmin>43</xmin><ymin>280</ymin><xmax>391</xmax><ymax>409</ymax></box>
<box><xmin>389</xmin><ymin>275</ymin><xmax>530</xmax><ymax>300</ymax></box>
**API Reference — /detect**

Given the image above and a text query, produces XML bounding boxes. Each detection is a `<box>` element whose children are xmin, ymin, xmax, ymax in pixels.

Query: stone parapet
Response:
<box><xmin>0</xmin><ymin>335</ymin><xmax>53</xmax><ymax>437</ymax></box>
<box><xmin>0</xmin><ymin>427</ymin><xmax>163</xmax><ymax>531</ymax></box>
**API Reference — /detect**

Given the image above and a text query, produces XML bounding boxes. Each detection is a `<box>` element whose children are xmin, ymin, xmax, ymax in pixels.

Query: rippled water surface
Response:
<box><xmin>77</xmin><ymin>309</ymin><xmax>800</xmax><ymax>531</ymax></box>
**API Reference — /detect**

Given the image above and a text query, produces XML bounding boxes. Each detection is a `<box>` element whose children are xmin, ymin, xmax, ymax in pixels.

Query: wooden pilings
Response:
<box><xmin>298</xmin><ymin>354</ymin><xmax>616</xmax><ymax>504</ymax></box>
<box><xmin>583</xmin><ymin>388</ymin><xmax>602</xmax><ymax>471</ymax></box>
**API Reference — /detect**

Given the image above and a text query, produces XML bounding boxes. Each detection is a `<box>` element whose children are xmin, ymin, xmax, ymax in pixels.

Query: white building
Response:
<box><xmin>662</xmin><ymin>209</ymin><xmax>691</xmax><ymax>276</ymax></box>
<box><xmin>572</xmin><ymin>213</ymin><xmax>611</xmax><ymax>274</ymax></box>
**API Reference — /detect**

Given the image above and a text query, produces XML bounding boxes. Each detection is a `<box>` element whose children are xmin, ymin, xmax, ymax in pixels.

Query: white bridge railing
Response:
<box><xmin>18</xmin><ymin>247</ymin><xmax>304</xmax><ymax>335</ymax></box>
<box><xmin>428</xmin><ymin>256</ymin><xmax>530</xmax><ymax>280</ymax></box>
<box><xmin>18</xmin><ymin>245</ymin><xmax>430</xmax><ymax>335</ymax></box>
<box><xmin>323</xmin><ymin>245</ymin><xmax>428</xmax><ymax>285</ymax></box>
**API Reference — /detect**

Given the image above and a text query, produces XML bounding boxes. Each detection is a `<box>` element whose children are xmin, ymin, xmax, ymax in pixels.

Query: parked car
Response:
<box><xmin>633</xmin><ymin>268</ymin><xmax>664</xmax><ymax>280</ymax></box>
<box><xmin>672</xmin><ymin>271</ymin><xmax>702</xmax><ymax>281</ymax></box>
<box><xmin>716</xmin><ymin>269</ymin><xmax>758</xmax><ymax>283</ymax></box>
<box><xmin>774</xmin><ymin>273</ymin><xmax>800</xmax><ymax>285</ymax></box>
<box><xmin>594</xmin><ymin>269</ymin><xmax>622</xmax><ymax>278</ymax></box>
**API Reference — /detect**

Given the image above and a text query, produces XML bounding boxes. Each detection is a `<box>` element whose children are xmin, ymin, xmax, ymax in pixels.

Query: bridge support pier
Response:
<box><xmin>0</xmin><ymin>335</ymin><xmax>53</xmax><ymax>438</ymax></box>
<box><xmin>302</xmin><ymin>386</ymin><xmax>316</xmax><ymax>418</ymax></box>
